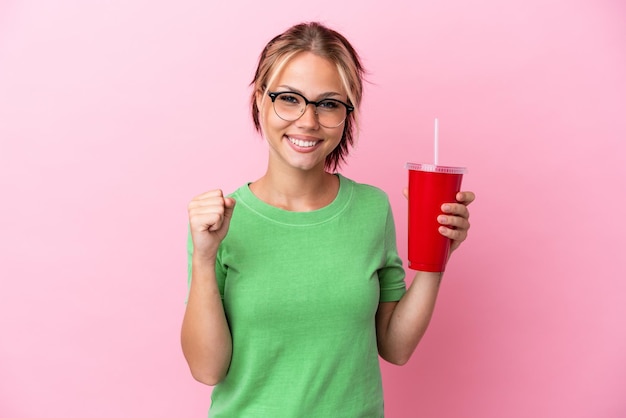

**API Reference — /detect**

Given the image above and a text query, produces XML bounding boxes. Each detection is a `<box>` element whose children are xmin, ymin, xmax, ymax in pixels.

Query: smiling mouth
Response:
<box><xmin>287</xmin><ymin>136</ymin><xmax>320</xmax><ymax>148</ymax></box>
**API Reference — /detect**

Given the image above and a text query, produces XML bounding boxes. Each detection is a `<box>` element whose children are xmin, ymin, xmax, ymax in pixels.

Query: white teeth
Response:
<box><xmin>288</xmin><ymin>137</ymin><xmax>318</xmax><ymax>148</ymax></box>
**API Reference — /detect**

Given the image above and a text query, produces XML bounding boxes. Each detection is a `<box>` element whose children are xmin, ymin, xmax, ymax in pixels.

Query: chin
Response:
<box><xmin>286</xmin><ymin>158</ymin><xmax>326</xmax><ymax>172</ymax></box>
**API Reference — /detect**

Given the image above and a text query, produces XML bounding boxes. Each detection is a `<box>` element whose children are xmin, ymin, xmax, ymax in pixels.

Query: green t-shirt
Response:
<box><xmin>187</xmin><ymin>174</ymin><xmax>406</xmax><ymax>417</ymax></box>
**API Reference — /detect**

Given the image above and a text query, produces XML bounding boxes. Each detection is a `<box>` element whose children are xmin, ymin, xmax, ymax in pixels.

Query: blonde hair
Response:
<box><xmin>251</xmin><ymin>22</ymin><xmax>365</xmax><ymax>172</ymax></box>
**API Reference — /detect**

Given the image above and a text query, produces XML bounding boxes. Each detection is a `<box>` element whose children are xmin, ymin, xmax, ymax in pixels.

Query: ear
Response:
<box><xmin>255</xmin><ymin>89</ymin><xmax>267</xmax><ymax>128</ymax></box>
<box><xmin>255</xmin><ymin>88</ymin><xmax>264</xmax><ymax>111</ymax></box>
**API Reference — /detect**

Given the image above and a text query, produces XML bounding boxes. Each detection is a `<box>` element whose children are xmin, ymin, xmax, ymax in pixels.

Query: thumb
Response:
<box><xmin>224</xmin><ymin>197</ymin><xmax>236</xmax><ymax>219</ymax></box>
<box><xmin>213</xmin><ymin>197</ymin><xmax>236</xmax><ymax>236</ymax></box>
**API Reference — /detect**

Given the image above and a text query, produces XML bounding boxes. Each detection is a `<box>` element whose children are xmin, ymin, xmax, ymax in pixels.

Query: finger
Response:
<box><xmin>438</xmin><ymin>214</ymin><xmax>470</xmax><ymax>231</ymax></box>
<box><xmin>223</xmin><ymin>197</ymin><xmax>236</xmax><ymax>219</ymax></box>
<box><xmin>188</xmin><ymin>200</ymin><xmax>227</xmax><ymax>216</ymax></box>
<box><xmin>191</xmin><ymin>189</ymin><xmax>225</xmax><ymax>202</ymax></box>
<box><xmin>438</xmin><ymin>225</ymin><xmax>468</xmax><ymax>242</ymax></box>
<box><xmin>188</xmin><ymin>204</ymin><xmax>226</xmax><ymax>218</ymax></box>
<box><xmin>188</xmin><ymin>211</ymin><xmax>224</xmax><ymax>232</ymax></box>
<box><xmin>207</xmin><ymin>214</ymin><xmax>225</xmax><ymax>232</ymax></box>
<box><xmin>441</xmin><ymin>203</ymin><xmax>470</xmax><ymax>219</ymax></box>
<box><xmin>189</xmin><ymin>201</ymin><xmax>226</xmax><ymax>226</ymax></box>
<box><xmin>224</xmin><ymin>197</ymin><xmax>236</xmax><ymax>210</ymax></box>
<box><xmin>402</xmin><ymin>188</ymin><xmax>408</xmax><ymax>200</ymax></box>
<box><xmin>188</xmin><ymin>195</ymin><xmax>227</xmax><ymax>211</ymax></box>
<box><xmin>456</xmin><ymin>191</ymin><xmax>476</xmax><ymax>205</ymax></box>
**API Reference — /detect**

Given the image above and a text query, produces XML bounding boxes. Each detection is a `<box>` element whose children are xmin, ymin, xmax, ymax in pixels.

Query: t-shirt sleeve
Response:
<box><xmin>378</xmin><ymin>202</ymin><xmax>407</xmax><ymax>302</ymax></box>
<box><xmin>214</xmin><ymin>246</ymin><xmax>227</xmax><ymax>299</ymax></box>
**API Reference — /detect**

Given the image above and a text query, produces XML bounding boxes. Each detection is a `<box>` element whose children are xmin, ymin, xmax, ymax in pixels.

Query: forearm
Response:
<box><xmin>378</xmin><ymin>271</ymin><xmax>442</xmax><ymax>365</ymax></box>
<box><xmin>181</xmin><ymin>256</ymin><xmax>232</xmax><ymax>385</ymax></box>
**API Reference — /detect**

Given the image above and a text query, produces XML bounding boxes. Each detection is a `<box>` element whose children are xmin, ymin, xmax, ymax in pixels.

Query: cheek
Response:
<box><xmin>259</xmin><ymin>100</ymin><xmax>277</xmax><ymax>124</ymax></box>
<box><xmin>259</xmin><ymin>104</ymin><xmax>291</xmax><ymax>134</ymax></box>
<box><xmin>329</xmin><ymin>128</ymin><xmax>345</xmax><ymax>146</ymax></box>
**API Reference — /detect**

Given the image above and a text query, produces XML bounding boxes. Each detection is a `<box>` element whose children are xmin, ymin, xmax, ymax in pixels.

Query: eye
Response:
<box><xmin>278</xmin><ymin>93</ymin><xmax>302</xmax><ymax>106</ymax></box>
<box><xmin>317</xmin><ymin>99</ymin><xmax>341</xmax><ymax>111</ymax></box>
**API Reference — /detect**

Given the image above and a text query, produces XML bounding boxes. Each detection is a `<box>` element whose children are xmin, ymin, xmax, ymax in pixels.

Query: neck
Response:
<box><xmin>250</xmin><ymin>165</ymin><xmax>339</xmax><ymax>212</ymax></box>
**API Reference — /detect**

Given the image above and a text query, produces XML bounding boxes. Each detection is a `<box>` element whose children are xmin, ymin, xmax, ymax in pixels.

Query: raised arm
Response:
<box><xmin>181</xmin><ymin>190</ymin><xmax>235</xmax><ymax>385</ymax></box>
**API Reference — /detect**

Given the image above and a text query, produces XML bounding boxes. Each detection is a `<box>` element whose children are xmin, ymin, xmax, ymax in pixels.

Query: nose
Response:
<box><xmin>295</xmin><ymin>103</ymin><xmax>319</xmax><ymax>129</ymax></box>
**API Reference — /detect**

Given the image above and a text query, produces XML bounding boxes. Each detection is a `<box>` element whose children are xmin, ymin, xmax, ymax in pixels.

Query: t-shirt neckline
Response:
<box><xmin>236</xmin><ymin>174</ymin><xmax>353</xmax><ymax>226</ymax></box>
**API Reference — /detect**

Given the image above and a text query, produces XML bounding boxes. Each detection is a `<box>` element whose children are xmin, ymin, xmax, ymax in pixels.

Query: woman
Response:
<box><xmin>182</xmin><ymin>22</ymin><xmax>475</xmax><ymax>417</ymax></box>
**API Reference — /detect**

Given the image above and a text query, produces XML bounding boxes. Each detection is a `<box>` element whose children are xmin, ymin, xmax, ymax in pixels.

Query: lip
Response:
<box><xmin>284</xmin><ymin>135</ymin><xmax>323</xmax><ymax>153</ymax></box>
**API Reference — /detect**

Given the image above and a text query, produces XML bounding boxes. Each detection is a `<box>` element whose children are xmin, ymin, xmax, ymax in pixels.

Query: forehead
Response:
<box><xmin>269</xmin><ymin>52</ymin><xmax>345</xmax><ymax>95</ymax></box>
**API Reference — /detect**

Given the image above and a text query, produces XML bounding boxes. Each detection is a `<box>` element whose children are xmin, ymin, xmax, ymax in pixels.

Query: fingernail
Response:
<box><xmin>442</xmin><ymin>204</ymin><xmax>451</xmax><ymax>212</ymax></box>
<box><xmin>438</xmin><ymin>215</ymin><xmax>447</xmax><ymax>223</ymax></box>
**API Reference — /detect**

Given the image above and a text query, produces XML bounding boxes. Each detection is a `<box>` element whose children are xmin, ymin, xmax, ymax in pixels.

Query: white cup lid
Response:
<box><xmin>406</xmin><ymin>163</ymin><xmax>467</xmax><ymax>174</ymax></box>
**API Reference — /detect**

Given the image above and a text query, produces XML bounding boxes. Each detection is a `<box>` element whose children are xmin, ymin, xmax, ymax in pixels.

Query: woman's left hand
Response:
<box><xmin>438</xmin><ymin>191</ymin><xmax>475</xmax><ymax>253</ymax></box>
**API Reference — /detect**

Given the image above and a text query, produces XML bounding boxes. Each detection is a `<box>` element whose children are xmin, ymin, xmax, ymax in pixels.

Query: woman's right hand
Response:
<box><xmin>188</xmin><ymin>190</ymin><xmax>236</xmax><ymax>260</ymax></box>
<box><xmin>184</xmin><ymin>190</ymin><xmax>235</xmax><ymax>385</ymax></box>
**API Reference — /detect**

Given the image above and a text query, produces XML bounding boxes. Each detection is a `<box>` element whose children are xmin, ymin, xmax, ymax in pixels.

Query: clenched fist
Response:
<box><xmin>187</xmin><ymin>190</ymin><xmax>236</xmax><ymax>261</ymax></box>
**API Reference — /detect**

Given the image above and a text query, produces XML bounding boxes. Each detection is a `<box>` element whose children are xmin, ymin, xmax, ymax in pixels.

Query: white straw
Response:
<box><xmin>434</xmin><ymin>118</ymin><xmax>439</xmax><ymax>166</ymax></box>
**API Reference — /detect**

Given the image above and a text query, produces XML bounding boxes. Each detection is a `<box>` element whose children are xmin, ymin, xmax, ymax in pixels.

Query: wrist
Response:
<box><xmin>412</xmin><ymin>270</ymin><xmax>443</xmax><ymax>285</ymax></box>
<box><xmin>192</xmin><ymin>251</ymin><xmax>218</xmax><ymax>267</ymax></box>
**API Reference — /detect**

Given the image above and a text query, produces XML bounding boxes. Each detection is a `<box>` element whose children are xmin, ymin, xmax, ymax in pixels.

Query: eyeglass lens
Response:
<box><xmin>272</xmin><ymin>92</ymin><xmax>348</xmax><ymax>128</ymax></box>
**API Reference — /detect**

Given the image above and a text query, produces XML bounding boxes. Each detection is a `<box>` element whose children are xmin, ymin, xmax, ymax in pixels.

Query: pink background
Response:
<box><xmin>1</xmin><ymin>0</ymin><xmax>625</xmax><ymax>417</ymax></box>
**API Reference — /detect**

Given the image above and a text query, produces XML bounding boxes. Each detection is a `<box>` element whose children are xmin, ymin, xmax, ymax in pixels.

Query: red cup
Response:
<box><xmin>407</xmin><ymin>163</ymin><xmax>467</xmax><ymax>272</ymax></box>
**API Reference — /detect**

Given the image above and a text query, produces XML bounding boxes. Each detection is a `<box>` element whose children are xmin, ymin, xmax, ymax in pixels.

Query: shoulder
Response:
<box><xmin>339</xmin><ymin>175</ymin><xmax>393</xmax><ymax>220</ymax></box>
<box><xmin>228</xmin><ymin>183</ymin><xmax>250</xmax><ymax>199</ymax></box>
<box><xmin>340</xmin><ymin>175</ymin><xmax>390</xmax><ymax>206</ymax></box>
<box><xmin>226</xmin><ymin>183</ymin><xmax>255</xmax><ymax>212</ymax></box>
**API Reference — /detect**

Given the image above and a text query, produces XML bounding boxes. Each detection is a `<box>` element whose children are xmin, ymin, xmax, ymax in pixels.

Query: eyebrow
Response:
<box><xmin>275</xmin><ymin>85</ymin><xmax>343</xmax><ymax>99</ymax></box>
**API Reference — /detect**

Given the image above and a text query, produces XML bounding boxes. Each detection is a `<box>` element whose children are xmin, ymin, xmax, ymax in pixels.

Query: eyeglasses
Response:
<box><xmin>267</xmin><ymin>91</ymin><xmax>354</xmax><ymax>128</ymax></box>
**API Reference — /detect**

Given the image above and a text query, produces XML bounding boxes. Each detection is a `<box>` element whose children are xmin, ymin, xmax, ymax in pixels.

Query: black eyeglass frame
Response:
<box><xmin>267</xmin><ymin>91</ymin><xmax>354</xmax><ymax>128</ymax></box>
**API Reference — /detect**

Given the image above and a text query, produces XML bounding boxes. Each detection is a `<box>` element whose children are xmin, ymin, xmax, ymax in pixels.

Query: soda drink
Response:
<box><xmin>407</xmin><ymin>163</ymin><xmax>466</xmax><ymax>272</ymax></box>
